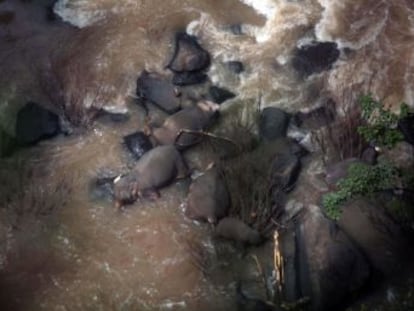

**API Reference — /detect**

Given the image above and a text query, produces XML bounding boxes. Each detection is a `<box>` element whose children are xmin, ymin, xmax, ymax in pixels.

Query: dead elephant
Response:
<box><xmin>113</xmin><ymin>145</ymin><xmax>188</xmax><ymax>209</ymax></box>
<box><xmin>215</xmin><ymin>217</ymin><xmax>263</xmax><ymax>246</ymax></box>
<box><xmin>149</xmin><ymin>100</ymin><xmax>220</xmax><ymax>149</ymax></box>
<box><xmin>185</xmin><ymin>164</ymin><xmax>230</xmax><ymax>224</ymax></box>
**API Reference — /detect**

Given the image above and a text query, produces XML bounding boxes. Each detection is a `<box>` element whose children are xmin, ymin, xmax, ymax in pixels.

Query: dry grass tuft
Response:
<box><xmin>313</xmin><ymin>90</ymin><xmax>367</xmax><ymax>165</ymax></box>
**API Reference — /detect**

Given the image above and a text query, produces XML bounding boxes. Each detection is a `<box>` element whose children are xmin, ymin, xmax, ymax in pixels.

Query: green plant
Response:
<box><xmin>357</xmin><ymin>95</ymin><xmax>409</xmax><ymax>148</ymax></box>
<box><xmin>322</xmin><ymin>161</ymin><xmax>399</xmax><ymax>220</ymax></box>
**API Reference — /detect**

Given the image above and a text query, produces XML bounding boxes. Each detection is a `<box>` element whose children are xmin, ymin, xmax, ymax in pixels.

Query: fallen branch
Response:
<box><xmin>174</xmin><ymin>129</ymin><xmax>241</xmax><ymax>151</ymax></box>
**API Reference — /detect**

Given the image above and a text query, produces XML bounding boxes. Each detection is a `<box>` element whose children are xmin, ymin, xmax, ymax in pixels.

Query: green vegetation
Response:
<box><xmin>322</xmin><ymin>95</ymin><xmax>413</xmax><ymax>220</ymax></box>
<box><xmin>323</xmin><ymin>161</ymin><xmax>399</xmax><ymax>220</ymax></box>
<box><xmin>357</xmin><ymin>95</ymin><xmax>409</xmax><ymax>148</ymax></box>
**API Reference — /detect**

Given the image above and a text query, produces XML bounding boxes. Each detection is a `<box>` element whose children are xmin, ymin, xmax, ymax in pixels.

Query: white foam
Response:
<box><xmin>315</xmin><ymin>0</ymin><xmax>389</xmax><ymax>49</ymax></box>
<box><xmin>54</xmin><ymin>0</ymin><xmax>106</xmax><ymax>28</ymax></box>
<box><xmin>239</xmin><ymin>0</ymin><xmax>277</xmax><ymax>19</ymax></box>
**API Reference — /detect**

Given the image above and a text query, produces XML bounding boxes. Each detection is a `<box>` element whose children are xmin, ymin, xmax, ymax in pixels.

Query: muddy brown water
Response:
<box><xmin>0</xmin><ymin>0</ymin><xmax>413</xmax><ymax>310</ymax></box>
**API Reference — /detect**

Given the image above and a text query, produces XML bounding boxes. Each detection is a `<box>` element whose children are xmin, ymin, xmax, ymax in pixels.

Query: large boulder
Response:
<box><xmin>398</xmin><ymin>114</ymin><xmax>414</xmax><ymax>145</ymax></box>
<box><xmin>136</xmin><ymin>71</ymin><xmax>181</xmax><ymax>114</ymax></box>
<box><xmin>0</xmin><ymin>128</ymin><xmax>18</xmax><ymax>157</ymax></box>
<box><xmin>207</xmin><ymin>86</ymin><xmax>236</xmax><ymax>104</ymax></box>
<box><xmin>166</xmin><ymin>32</ymin><xmax>210</xmax><ymax>73</ymax></box>
<box><xmin>226</xmin><ymin>61</ymin><xmax>244</xmax><ymax>74</ymax></box>
<box><xmin>281</xmin><ymin>205</ymin><xmax>371</xmax><ymax>311</ymax></box>
<box><xmin>338</xmin><ymin>197</ymin><xmax>413</xmax><ymax>277</ymax></box>
<box><xmin>15</xmin><ymin>102</ymin><xmax>60</xmax><ymax>145</ymax></box>
<box><xmin>259</xmin><ymin>107</ymin><xmax>290</xmax><ymax>141</ymax></box>
<box><xmin>292</xmin><ymin>41</ymin><xmax>340</xmax><ymax>77</ymax></box>
<box><xmin>270</xmin><ymin>152</ymin><xmax>301</xmax><ymax>192</ymax></box>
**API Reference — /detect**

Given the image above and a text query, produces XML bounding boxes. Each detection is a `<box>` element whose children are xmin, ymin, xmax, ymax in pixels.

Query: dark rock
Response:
<box><xmin>215</xmin><ymin>217</ymin><xmax>262</xmax><ymax>246</ymax></box>
<box><xmin>0</xmin><ymin>128</ymin><xmax>19</xmax><ymax>157</ymax></box>
<box><xmin>360</xmin><ymin>146</ymin><xmax>378</xmax><ymax>165</ymax></box>
<box><xmin>185</xmin><ymin>165</ymin><xmax>230</xmax><ymax>224</ymax></box>
<box><xmin>292</xmin><ymin>41</ymin><xmax>340</xmax><ymax>77</ymax></box>
<box><xmin>15</xmin><ymin>102</ymin><xmax>60</xmax><ymax>145</ymax></box>
<box><xmin>208</xmin><ymin>86</ymin><xmax>236</xmax><ymax>104</ymax></box>
<box><xmin>398</xmin><ymin>114</ymin><xmax>414</xmax><ymax>145</ymax></box>
<box><xmin>113</xmin><ymin>145</ymin><xmax>188</xmax><ymax>208</ymax></box>
<box><xmin>95</xmin><ymin>109</ymin><xmax>130</xmax><ymax>124</ymax></box>
<box><xmin>172</xmin><ymin>71</ymin><xmax>208</xmax><ymax>86</ymax></box>
<box><xmin>284</xmin><ymin>206</ymin><xmax>371</xmax><ymax>311</ymax></box>
<box><xmin>236</xmin><ymin>282</ymin><xmax>277</xmax><ymax>311</ymax></box>
<box><xmin>229</xmin><ymin>24</ymin><xmax>243</xmax><ymax>35</ymax></box>
<box><xmin>151</xmin><ymin>100</ymin><xmax>220</xmax><ymax>149</ymax></box>
<box><xmin>339</xmin><ymin>197</ymin><xmax>413</xmax><ymax>277</ymax></box>
<box><xmin>259</xmin><ymin>107</ymin><xmax>290</xmax><ymax>141</ymax></box>
<box><xmin>379</xmin><ymin>141</ymin><xmax>414</xmax><ymax>169</ymax></box>
<box><xmin>293</xmin><ymin>99</ymin><xmax>336</xmax><ymax>129</ymax></box>
<box><xmin>136</xmin><ymin>71</ymin><xmax>181</xmax><ymax>114</ymax></box>
<box><xmin>89</xmin><ymin>174</ymin><xmax>116</xmax><ymax>202</ymax></box>
<box><xmin>270</xmin><ymin>152</ymin><xmax>301</xmax><ymax>192</ymax></box>
<box><xmin>166</xmin><ymin>32</ymin><xmax>210</xmax><ymax>72</ymax></box>
<box><xmin>123</xmin><ymin>131</ymin><xmax>153</xmax><ymax>160</ymax></box>
<box><xmin>226</xmin><ymin>61</ymin><xmax>244</xmax><ymax>74</ymax></box>
<box><xmin>46</xmin><ymin>1</ymin><xmax>60</xmax><ymax>22</ymax></box>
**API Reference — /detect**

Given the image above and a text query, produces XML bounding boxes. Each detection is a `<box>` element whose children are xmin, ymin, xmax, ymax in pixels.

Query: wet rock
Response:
<box><xmin>283</xmin><ymin>205</ymin><xmax>371</xmax><ymax>311</ymax></box>
<box><xmin>292</xmin><ymin>41</ymin><xmax>340</xmax><ymax>77</ymax></box>
<box><xmin>95</xmin><ymin>109</ymin><xmax>130</xmax><ymax>124</ymax></box>
<box><xmin>0</xmin><ymin>128</ymin><xmax>18</xmax><ymax>157</ymax></box>
<box><xmin>123</xmin><ymin>131</ymin><xmax>153</xmax><ymax>160</ymax></box>
<box><xmin>89</xmin><ymin>174</ymin><xmax>116</xmax><ymax>202</ymax></box>
<box><xmin>15</xmin><ymin>102</ymin><xmax>60</xmax><ymax>145</ymax></box>
<box><xmin>166</xmin><ymin>32</ymin><xmax>210</xmax><ymax>72</ymax></box>
<box><xmin>259</xmin><ymin>107</ymin><xmax>290</xmax><ymax>141</ymax></box>
<box><xmin>378</xmin><ymin>141</ymin><xmax>414</xmax><ymax>169</ymax></box>
<box><xmin>136</xmin><ymin>71</ymin><xmax>181</xmax><ymax>114</ymax></box>
<box><xmin>293</xmin><ymin>99</ymin><xmax>336</xmax><ymax>130</ymax></box>
<box><xmin>46</xmin><ymin>1</ymin><xmax>60</xmax><ymax>22</ymax></box>
<box><xmin>151</xmin><ymin>100</ymin><xmax>220</xmax><ymax>149</ymax></box>
<box><xmin>113</xmin><ymin>145</ymin><xmax>188</xmax><ymax>208</ymax></box>
<box><xmin>226</xmin><ymin>61</ymin><xmax>244</xmax><ymax>74</ymax></box>
<box><xmin>208</xmin><ymin>86</ymin><xmax>236</xmax><ymax>104</ymax></box>
<box><xmin>172</xmin><ymin>71</ymin><xmax>208</xmax><ymax>86</ymax></box>
<box><xmin>215</xmin><ymin>217</ymin><xmax>262</xmax><ymax>246</ymax></box>
<box><xmin>360</xmin><ymin>146</ymin><xmax>378</xmax><ymax>165</ymax></box>
<box><xmin>185</xmin><ymin>165</ymin><xmax>230</xmax><ymax>224</ymax></box>
<box><xmin>339</xmin><ymin>197</ymin><xmax>413</xmax><ymax>277</ymax></box>
<box><xmin>270</xmin><ymin>151</ymin><xmax>301</xmax><ymax>192</ymax></box>
<box><xmin>229</xmin><ymin>24</ymin><xmax>243</xmax><ymax>35</ymax></box>
<box><xmin>236</xmin><ymin>282</ymin><xmax>277</xmax><ymax>311</ymax></box>
<box><xmin>398</xmin><ymin>114</ymin><xmax>414</xmax><ymax>145</ymax></box>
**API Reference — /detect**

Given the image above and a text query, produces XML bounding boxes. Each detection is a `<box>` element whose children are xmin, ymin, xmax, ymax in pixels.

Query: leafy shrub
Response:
<box><xmin>322</xmin><ymin>161</ymin><xmax>399</xmax><ymax>220</ymax></box>
<box><xmin>357</xmin><ymin>95</ymin><xmax>409</xmax><ymax>148</ymax></box>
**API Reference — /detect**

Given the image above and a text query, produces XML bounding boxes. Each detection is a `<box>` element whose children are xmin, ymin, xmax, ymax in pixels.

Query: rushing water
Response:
<box><xmin>0</xmin><ymin>0</ymin><xmax>413</xmax><ymax>310</ymax></box>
